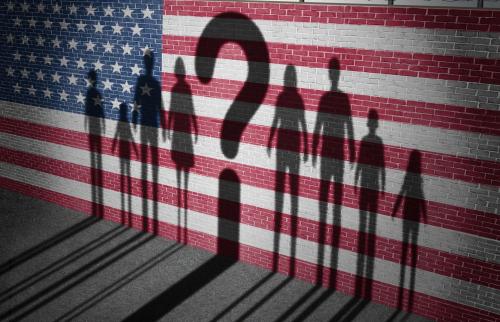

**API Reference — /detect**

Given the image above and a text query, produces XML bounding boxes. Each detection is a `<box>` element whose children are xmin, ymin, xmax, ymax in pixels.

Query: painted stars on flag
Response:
<box><xmin>0</xmin><ymin>1</ymin><xmax>162</xmax><ymax>115</ymax></box>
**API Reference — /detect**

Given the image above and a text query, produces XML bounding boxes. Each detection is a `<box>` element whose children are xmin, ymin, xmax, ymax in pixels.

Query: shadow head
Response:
<box><xmin>174</xmin><ymin>57</ymin><xmax>186</xmax><ymax>80</ymax></box>
<box><xmin>367</xmin><ymin>109</ymin><xmax>379</xmax><ymax>132</ymax></box>
<box><xmin>284</xmin><ymin>65</ymin><xmax>297</xmax><ymax>88</ymax></box>
<box><xmin>329</xmin><ymin>58</ymin><xmax>341</xmax><ymax>89</ymax></box>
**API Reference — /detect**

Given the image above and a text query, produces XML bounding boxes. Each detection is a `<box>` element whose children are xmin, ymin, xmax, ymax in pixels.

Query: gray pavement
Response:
<box><xmin>0</xmin><ymin>188</ymin><xmax>432</xmax><ymax>321</ymax></box>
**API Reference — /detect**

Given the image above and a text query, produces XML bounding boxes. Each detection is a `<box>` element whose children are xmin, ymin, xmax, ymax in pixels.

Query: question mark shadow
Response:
<box><xmin>195</xmin><ymin>12</ymin><xmax>270</xmax><ymax>258</ymax></box>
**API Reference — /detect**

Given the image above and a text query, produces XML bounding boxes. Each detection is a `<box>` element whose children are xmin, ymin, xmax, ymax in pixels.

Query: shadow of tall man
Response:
<box><xmin>312</xmin><ymin>57</ymin><xmax>355</xmax><ymax>287</ymax></box>
<box><xmin>267</xmin><ymin>65</ymin><xmax>308</xmax><ymax>276</ymax></box>
<box><xmin>391</xmin><ymin>149</ymin><xmax>427</xmax><ymax>317</ymax></box>
<box><xmin>167</xmin><ymin>57</ymin><xmax>198</xmax><ymax>243</ymax></box>
<box><xmin>132</xmin><ymin>50</ymin><xmax>166</xmax><ymax>234</ymax></box>
<box><xmin>84</xmin><ymin>69</ymin><xmax>105</xmax><ymax>218</ymax></box>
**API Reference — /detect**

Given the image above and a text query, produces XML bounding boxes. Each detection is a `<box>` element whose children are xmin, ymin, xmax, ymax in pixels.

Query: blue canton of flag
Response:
<box><xmin>0</xmin><ymin>0</ymin><xmax>163</xmax><ymax>121</ymax></box>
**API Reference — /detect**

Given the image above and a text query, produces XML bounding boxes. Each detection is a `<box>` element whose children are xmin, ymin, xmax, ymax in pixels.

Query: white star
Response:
<box><xmin>53</xmin><ymin>3</ymin><xmax>62</xmax><ymax>13</ymax></box>
<box><xmin>20</xmin><ymin>2</ymin><xmax>30</xmax><ymax>12</ymax></box>
<box><xmin>131</xmin><ymin>100</ymin><xmax>141</xmax><ymax>112</ymax></box>
<box><xmin>28</xmin><ymin>52</ymin><xmax>36</xmax><ymax>63</ymax></box>
<box><xmin>85</xmin><ymin>40</ymin><xmax>96</xmax><ymax>52</ymax></box>
<box><xmin>93</xmin><ymin>59</ymin><xmax>104</xmax><ymax>71</ymax></box>
<box><xmin>60</xmin><ymin>56</ymin><xmax>69</xmax><ymax>67</ymax></box>
<box><xmin>94</xmin><ymin>21</ymin><xmax>104</xmax><ymax>33</ymax></box>
<box><xmin>13</xmin><ymin>17</ymin><xmax>21</xmax><ymax>27</ymax></box>
<box><xmin>28</xmin><ymin>17</ymin><xmax>37</xmax><ymax>28</ymax></box>
<box><xmin>76</xmin><ymin>91</ymin><xmax>85</xmax><ymax>104</ymax></box>
<box><xmin>76</xmin><ymin>58</ymin><xmax>86</xmax><ymax>69</ymax></box>
<box><xmin>7</xmin><ymin>2</ymin><xmax>14</xmax><ymax>11</ymax></box>
<box><xmin>52</xmin><ymin>37</ymin><xmax>61</xmax><ymax>48</ymax></box>
<box><xmin>68</xmin><ymin>4</ymin><xmax>78</xmax><ymax>15</ymax></box>
<box><xmin>6</xmin><ymin>33</ymin><xmax>14</xmax><ymax>44</ymax></box>
<box><xmin>122</xmin><ymin>6</ymin><xmax>133</xmax><ymax>18</ymax></box>
<box><xmin>6</xmin><ymin>67</ymin><xmax>15</xmax><ymax>77</ymax></box>
<box><xmin>44</xmin><ymin>19</ymin><xmax>53</xmax><ymax>29</ymax></box>
<box><xmin>13</xmin><ymin>83</ymin><xmax>21</xmax><ymax>93</ymax></box>
<box><xmin>59</xmin><ymin>19</ymin><xmax>69</xmax><ymax>30</ymax></box>
<box><xmin>111</xmin><ymin>98</ymin><xmax>121</xmax><ymax>110</ymax></box>
<box><xmin>68</xmin><ymin>74</ymin><xmax>78</xmax><ymax>85</ymax></box>
<box><xmin>103</xmin><ymin>42</ymin><xmax>114</xmax><ymax>53</ymax></box>
<box><xmin>43</xmin><ymin>88</ymin><xmax>52</xmax><ymax>98</ymax></box>
<box><xmin>131</xmin><ymin>23</ymin><xmax>143</xmax><ymax>36</ymax></box>
<box><xmin>36</xmin><ymin>70</ymin><xmax>45</xmax><ymax>80</ymax></box>
<box><xmin>20</xmin><ymin>68</ymin><xmax>29</xmax><ymax>78</ymax></box>
<box><xmin>122</xmin><ymin>43</ymin><xmax>133</xmax><ymax>55</ymax></box>
<box><xmin>102</xmin><ymin>78</ymin><xmax>114</xmax><ymax>90</ymax></box>
<box><xmin>36</xmin><ymin>36</ymin><xmax>45</xmax><ymax>47</ymax></box>
<box><xmin>85</xmin><ymin>4</ymin><xmax>96</xmax><ymax>16</ymax></box>
<box><xmin>130</xmin><ymin>64</ymin><xmax>141</xmax><ymax>76</ymax></box>
<box><xmin>140</xmin><ymin>45</ymin><xmax>153</xmax><ymax>57</ymax></box>
<box><xmin>60</xmin><ymin>90</ymin><xmax>69</xmax><ymax>102</ymax></box>
<box><xmin>21</xmin><ymin>35</ymin><xmax>29</xmax><ymax>45</ymax></box>
<box><xmin>103</xmin><ymin>5</ymin><xmax>114</xmax><ymax>17</ymax></box>
<box><xmin>37</xmin><ymin>3</ymin><xmax>45</xmax><ymax>12</ymax></box>
<box><xmin>68</xmin><ymin>39</ymin><xmax>78</xmax><ymax>50</ymax></box>
<box><xmin>76</xmin><ymin>20</ymin><xmax>86</xmax><ymax>31</ymax></box>
<box><xmin>142</xmin><ymin>5</ymin><xmax>154</xmax><ymax>19</ymax></box>
<box><xmin>111</xmin><ymin>61</ymin><xmax>123</xmax><ymax>73</ymax></box>
<box><xmin>44</xmin><ymin>55</ymin><xmax>53</xmax><ymax>65</ymax></box>
<box><xmin>140</xmin><ymin>83</ymin><xmax>152</xmax><ymax>96</ymax></box>
<box><xmin>121</xmin><ymin>81</ymin><xmax>133</xmax><ymax>93</ymax></box>
<box><xmin>28</xmin><ymin>85</ymin><xmax>36</xmax><ymax>96</ymax></box>
<box><xmin>52</xmin><ymin>71</ymin><xmax>61</xmax><ymax>83</ymax></box>
<box><xmin>13</xmin><ymin>51</ymin><xmax>21</xmax><ymax>61</ymax></box>
<box><xmin>112</xmin><ymin>23</ymin><xmax>123</xmax><ymax>35</ymax></box>
<box><xmin>92</xmin><ymin>95</ymin><xmax>102</xmax><ymax>107</ymax></box>
<box><xmin>85</xmin><ymin>77</ymin><xmax>95</xmax><ymax>87</ymax></box>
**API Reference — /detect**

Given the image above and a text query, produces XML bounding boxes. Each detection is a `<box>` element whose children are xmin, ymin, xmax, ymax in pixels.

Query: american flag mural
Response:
<box><xmin>0</xmin><ymin>1</ymin><xmax>499</xmax><ymax>321</ymax></box>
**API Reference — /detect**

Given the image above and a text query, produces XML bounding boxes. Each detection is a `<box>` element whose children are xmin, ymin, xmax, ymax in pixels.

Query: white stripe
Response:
<box><xmin>160</xmin><ymin>92</ymin><xmax>500</xmax><ymax>164</ymax></box>
<box><xmin>163</xmin><ymin>15</ymin><xmax>500</xmax><ymax>60</ymax></box>
<box><xmin>162</xmin><ymin>53</ymin><xmax>499</xmax><ymax>111</ymax></box>
<box><xmin>0</xmin><ymin>161</ymin><xmax>498</xmax><ymax>314</ymax></box>
<box><xmin>0</xmin><ymin>129</ymin><xmax>498</xmax><ymax>265</ymax></box>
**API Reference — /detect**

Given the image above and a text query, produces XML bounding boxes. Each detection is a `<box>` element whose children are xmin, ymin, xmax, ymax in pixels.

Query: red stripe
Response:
<box><xmin>1</xmin><ymin>116</ymin><xmax>498</xmax><ymax>240</ymax></box>
<box><xmin>1</xmin><ymin>177</ymin><xmax>499</xmax><ymax>322</ymax></box>
<box><xmin>164</xmin><ymin>34</ymin><xmax>500</xmax><ymax>85</ymax></box>
<box><xmin>162</xmin><ymin>72</ymin><xmax>500</xmax><ymax>138</ymax></box>
<box><xmin>164</xmin><ymin>0</ymin><xmax>500</xmax><ymax>32</ymax></box>
<box><xmin>1</xmin><ymin>146</ymin><xmax>499</xmax><ymax>290</ymax></box>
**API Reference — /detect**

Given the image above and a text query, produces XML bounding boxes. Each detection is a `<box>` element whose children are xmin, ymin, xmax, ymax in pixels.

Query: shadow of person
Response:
<box><xmin>112</xmin><ymin>103</ymin><xmax>139</xmax><ymax>227</ymax></box>
<box><xmin>335</xmin><ymin>108</ymin><xmax>385</xmax><ymax>321</ymax></box>
<box><xmin>84</xmin><ymin>69</ymin><xmax>105</xmax><ymax>218</ymax></box>
<box><xmin>267</xmin><ymin>65</ymin><xmax>308</xmax><ymax>277</ymax></box>
<box><xmin>389</xmin><ymin>149</ymin><xmax>426</xmax><ymax>320</ymax></box>
<box><xmin>132</xmin><ymin>50</ymin><xmax>165</xmax><ymax>235</ymax></box>
<box><xmin>312</xmin><ymin>57</ymin><xmax>355</xmax><ymax>288</ymax></box>
<box><xmin>167</xmin><ymin>57</ymin><xmax>198</xmax><ymax>243</ymax></box>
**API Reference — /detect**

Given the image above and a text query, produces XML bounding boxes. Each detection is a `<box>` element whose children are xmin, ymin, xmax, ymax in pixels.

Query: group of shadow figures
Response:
<box><xmin>85</xmin><ymin>49</ymin><xmax>426</xmax><ymax>319</ymax></box>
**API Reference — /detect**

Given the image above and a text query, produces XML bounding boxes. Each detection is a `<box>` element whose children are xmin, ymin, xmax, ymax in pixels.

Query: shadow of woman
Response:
<box><xmin>167</xmin><ymin>57</ymin><xmax>198</xmax><ymax>243</ymax></box>
<box><xmin>112</xmin><ymin>103</ymin><xmax>139</xmax><ymax>227</ymax></box>
<box><xmin>267</xmin><ymin>65</ymin><xmax>308</xmax><ymax>277</ymax></box>
<box><xmin>390</xmin><ymin>149</ymin><xmax>427</xmax><ymax>318</ymax></box>
<box><xmin>132</xmin><ymin>50</ymin><xmax>166</xmax><ymax>235</ymax></box>
<box><xmin>84</xmin><ymin>69</ymin><xmax>105</xmax><ymax>218</ymax></box>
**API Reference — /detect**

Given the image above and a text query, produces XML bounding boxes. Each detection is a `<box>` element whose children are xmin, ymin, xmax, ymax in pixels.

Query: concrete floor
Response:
<box><xmin>0</xmin><ymin>188</ymin><xmax>432</xmax><ymax>322</ymax></box>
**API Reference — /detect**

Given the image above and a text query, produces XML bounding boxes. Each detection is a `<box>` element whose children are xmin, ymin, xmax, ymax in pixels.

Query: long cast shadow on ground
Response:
<box><xmin>122</xmin><ymin>169</ymin><xmax>240</xmax><ymax>321</ymax></box>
